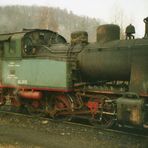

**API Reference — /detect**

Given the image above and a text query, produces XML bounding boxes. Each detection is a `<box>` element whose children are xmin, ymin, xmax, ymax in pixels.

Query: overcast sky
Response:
<box><xmin>0</xmin><ymin>0</ymin><xmax>148</xmax><ymax>37</ymax></box>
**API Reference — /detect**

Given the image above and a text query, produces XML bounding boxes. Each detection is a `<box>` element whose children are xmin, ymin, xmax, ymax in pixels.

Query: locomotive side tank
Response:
<box><xmin>77</xmin><ymin>41</ymin><xmax>131</xmax><ymax>81</ymax></box>
<box><xmin>77</xmin><ymin>24</ymin><xmax>148</xmax><ymax>94</ymax></box>
<box><xmin>77</xmin><ymin>24</ymin><xmax>131</xmax><ymax>82</ymax></box>
<box><xmin>1</xmin><ymin>29</ymin><xmax>73</xmax><ymax>92</ymax></box>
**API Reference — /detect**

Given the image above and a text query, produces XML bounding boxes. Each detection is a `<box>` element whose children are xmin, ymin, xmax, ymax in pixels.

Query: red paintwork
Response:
<box><xmin>11</xmin><ymin>98</ymin><xmax>21</xmax><ymax>107</ymax></box>
<box><xmin>31</xmin><ymin>101</ymin><xmax>40</xmax><ymax>108</ymax></box>
<box><xmin>0</xmin><ymin>84</ymin><xmax>72</xmax><ymax>92</ymax></box>
<box><xmin>19</xmin><ymin>91</ymin><xmax>42</xmax><ymax>100</ymax></box>
<box><xmin>87</xmin><ymin>101</ymin><xmax>100</xmax><ymax>114</ymax></box>
<box><xmin>139</xmin><ymin>93</ymin><xmax>148</xmax><ymax>97</ymax></box>
<box><xmin>53</xmin><ymin>95</ymin><xmax>71</xmax><ymax>110</ymax></box>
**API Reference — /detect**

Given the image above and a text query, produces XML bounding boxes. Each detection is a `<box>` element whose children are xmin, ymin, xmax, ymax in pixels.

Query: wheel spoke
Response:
<box><xmin>90</xmin><ymin>95</ymin><xmax>116</xmax><ymax>128</ymax></box>
<box><xmin>47</xmin><ymin>94</ymin><xmax>74</xmax><ymax>120</ymax></box>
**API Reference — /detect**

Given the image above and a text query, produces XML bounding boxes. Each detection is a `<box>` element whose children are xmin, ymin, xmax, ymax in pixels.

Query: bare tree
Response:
<box><xmin>38</xmin><ymin>7</ymin><xmax>58</xmax><ymax>31</ymax></box>
<box><xmin>109</xmin><ymin>3</ymin><xmax>131</xmax><ymax>39</ymax></box>
<box><xmin>0</xmin><ymin>5</ymin><xmax>100</xmax><ymax>41</ymax></box>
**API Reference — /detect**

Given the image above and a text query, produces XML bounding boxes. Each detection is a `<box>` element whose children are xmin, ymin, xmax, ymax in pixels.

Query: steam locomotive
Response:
<box><xmin>0</xmin><ymin>17</ymin><xmax>148</xmax><ymax>128</ymax></box>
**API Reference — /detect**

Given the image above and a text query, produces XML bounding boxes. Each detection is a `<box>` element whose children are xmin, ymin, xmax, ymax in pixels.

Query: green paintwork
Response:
<box><xmin>0</xmin><ymin>30</ymin><xmax>72</xmax><ymax>91</ymax></box>
<box><xmin>2</xmin><ymin>59</ymin><xmax>72</xmax><ymax>90</ymax></box>
<box><xmin>4</xmin><ymin>33</ymin><xmax>24</xmax><ymax>59</ymax></box>
<box><xmin>0</xmin><ymin>34</ymin><xmax>11</xmax><ymax>41</ymax></box>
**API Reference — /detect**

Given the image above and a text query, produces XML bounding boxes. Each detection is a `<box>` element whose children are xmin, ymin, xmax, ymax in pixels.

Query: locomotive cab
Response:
<box><xmin>1</xmin><ymin>29</ymin><xmax>74</xmax><ymax>92</ymax></box>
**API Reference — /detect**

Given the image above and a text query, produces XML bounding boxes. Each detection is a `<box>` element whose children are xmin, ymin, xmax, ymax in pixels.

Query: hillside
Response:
<box><xmin>0</xmin><ymin>6</ymin><xmax>101</xmax><ymax>42</ymax></box>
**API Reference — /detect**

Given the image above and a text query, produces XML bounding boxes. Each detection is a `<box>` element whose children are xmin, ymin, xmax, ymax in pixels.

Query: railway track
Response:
<box><xmin>0</xmin><ymin>105</ymin><xmax>147</xmax><ymax>138</ymax></box>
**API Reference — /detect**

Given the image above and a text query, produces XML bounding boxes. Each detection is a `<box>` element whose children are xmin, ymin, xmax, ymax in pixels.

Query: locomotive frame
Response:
<box><xmin>0</xmin><ymin>18</ymin><xmax>148</xmax><ymax>129</ymax></box>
